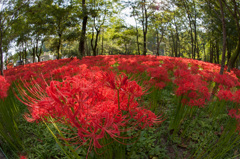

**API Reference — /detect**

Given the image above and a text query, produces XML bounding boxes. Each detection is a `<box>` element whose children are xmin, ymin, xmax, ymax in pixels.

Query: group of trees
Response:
<box><xmin>0</xmin><ymin>0</ymin><xmax>240</xmax><ymax>75</ymax></box>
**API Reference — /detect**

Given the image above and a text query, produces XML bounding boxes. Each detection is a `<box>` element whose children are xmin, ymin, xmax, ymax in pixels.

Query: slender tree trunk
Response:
<box><xmin>227</xmin><ymin>40</ymin><xmax>231</xmax><ymax>64</ymax></box>
<box><xmin>101</xmin><ymin>29</ymin><xmax>104</xmax><ymax>55</ymax></box>
<box><xmin>185</xmin><ymin>7</ymin><xmax>194</xmax><ymax>59</ymax></box>
<box><xmin>190</xmin><ymin>27</ymin><xmax>194</xmax><ymax>59</ymax></box>
<box><xmin>193</xmin><ymin>0</ymin><xmax>198</xmax><ymax>59</ymax></box>
<box><xmin>175</xmin><ymin>33</ymin><xmax>179</xmax><ymax>57</ymax></box>
<box><xmin>210</xmin><ymin>41</ymin><xmax>213</xmax><ymax>63</ymax></box>
<box><xmin>0</xmin><ymin>21</ymin><xmax>3</xmax><ymax>75</ymax></box>
<box><xmin>91</xmin><ymin>27</ymin><xmax>94</xmax><ymax>56</ymax></box>
<box><xmin>36</xmin><ymin>38</ymin><xmax>39</xmax><ymax>62</ymax></box>
<box><xmin>173</xmin><ymin>13</ymin><xmax>179</xmax><ymax>57</ymax></box>
<box><xmin>94</xmin><ymin>30</ymin><xmax>100</xmax><ymax>56</ymax></box>
<box><xmin>212</xmin><ymin>0</ymin><xmax>227</xmax><ymax>97</ymax></box>
<box><xmin>171</xmin><ymin>31</ymin><xmax>177</xmax><ymax>57</ymax></box>
<box><xmin>134</xmin><ymin>16</ymin><xmax>140</xmax><ymax>55</ymax></box>
<box><xmin>21</xmin><ymin>42</ymin><xmax>25</xmax><ymax>65</ymax></box>
<box><xmin>143</xmin><ymin>31</ymin><xmax>147</xmax><ymax>55</ymax></box>
<box><xmin>227</xmin><ymin>39</ymin><xmax>240</xmax><ymax>71</ymax></box>
<box><xmin>142</xmin><ymin>0</ymin><xmax>148</xmax><ymax>56</ymax></box>
<box><xmin>32</xmin><ymin>47</ymin><xmax>35</xmax><ymax>63</ymax></box>
<box><xmin>24</xmin><ymin>42</ymin><xmax>27</xmax><ymax>64</ymax></box>
<box><xmin>39</xmin><ymin>46</ymin><xmax>43</xmax><ymax>62</ymax></box>
<box><xmin>216</xmin><ymin>41</ymin><xmax>219</xmax><ymax>64</ymax></box>
<box><xmin>78</xmin><ymin>0</ymin><xmax>88</xmax><ymax>59</ymax></box>
<box><xmin>156</xmin><ymin>28</ymin><xmax>159</xmax><ymax>56</ymax></box>
<box><xmin>85</xmin><ymin>39</ymin><xmax>89</xmax><ymax>56</ymax></box>
<box><xmin>136</xmin><ymin>27</ymin><xmax>140</xmax><ymax>55</ymax></box>
<box><xmin>57</xmin><ymin>34</ymin><xmax>61</xmax><ymax>59</ymax></box>
<box><xmin>91</xmin><ymin>27</ymin><xmax>100</xmax><ymax>56</ymax></box>
<box><xmin>203</xmin><ymin>43</ymin><xmax>206</xmax><ymax>61</ymax></box>
<box><xmin>196</xmin><ymin>42</ymin><xmax>200</xmax><ymax>59</ymax></box>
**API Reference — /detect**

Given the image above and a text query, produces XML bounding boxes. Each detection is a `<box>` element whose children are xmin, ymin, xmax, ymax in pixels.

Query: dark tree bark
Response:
<box><xmin>132</xmin><ymin>5</ymin><xmax>140</xmax><ymax>55</ymax></box>
<box><xmin>36</xmin><ymin>41</ymin><xmax>44</xmax><ymax>62</ymax></box>
<box><xmin>32</xmin><ymin>47</ymin><xmax>35</xmax><ymax>63</ymax></box>
<box><xmin>142</xmin><ymin>0</ymin><xmax>148</xmax><ymax>56</ymax></box>
<box><xmin>182</xmin><ymin>0</ymin><xmax>195</xmax><ymax>59</ymax></box>
<box><xmin>57</xmin><ymin>33</ymin><xmax>62</xmax><ymax>59</ymax></box>
<box><xmin>227</xmin><ymin>40</ymin><xmax>240</xmax><ymax>71</ymax></box>
<box><xmin>0</xmin><ymin>18</ymin><xmax>3</xmax><ymax>75</ymax></box>
<box><xmin>226</xmin><ymin>40</ymin><xmax>231</xmax><ymax>64</ymax></box>
<box><xmin>210</xmin><ymin>41</ymin><xmax>213</xmax><ymax>63</ymax></box>
<box><xmin>212</xmin><ymin>0</ymin><xmax>227</xmax><ymax>97</ymax></box>
<box><xmin>91</xmin><ymin>28</ymin><xmax>100</xmax><ymax>56</ymax></box>
<box><xmin>78</xmin><ymin>0</ymin><xmax>88</xmax><ymax>59</ymax></box>
<box><xmin>101</xmin><ymin>30</ymin><xmax>104</xmax><ymax>55</ymax></box>
<box><xmin>173</xmin><ymin>12</ymin><xmax>179</xmax><ymax>57</ymax></box>
<box><xmin>156</xmin><ymin>29</ymin><xmax>159</xmax><ymax>56</ymax></box>
<box><xmin>193</xmin><ymin>0</ymin><xmax>198</xmax><ymax>59</ymax></box>
<box><xmin>36</xmin><ymin>38</ymin><xmax>39</xmax><ymax>62</ymax></box>
<box><xmin>222</xmin><ymin>0</ymin><xmax>240</xmax><ymax>71</ymax></box>
<box><xmin>24</xmin><ymin>42</ymin><xmax>27</xmax><ymax>64</ymax></box>
<box><xmin>216</xmin><ymin>41</ymin><xmax>220</xmax><ymax>64</ymax></box>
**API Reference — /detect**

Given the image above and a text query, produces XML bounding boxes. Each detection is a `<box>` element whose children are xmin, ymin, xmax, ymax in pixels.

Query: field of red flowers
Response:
<box><xmin>0</xmin><ymin>55</ymin><xmax>240</xmax><ymax>159</ymax></box>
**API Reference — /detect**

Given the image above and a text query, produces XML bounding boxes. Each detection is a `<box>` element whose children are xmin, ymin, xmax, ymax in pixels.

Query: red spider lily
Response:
<box><xmin>19</xmin><ymin>155</ymin><xmax>27</xmax><ymax>159</ymax></box>
<box><xmin>174</xmin><ymin>68</ymin><xmax>210</xmax><ymax>107</ymax></box>
<box><xmin>0</xmin><ymin>75</ymin><xmax>10</xmax><ymax>99</ymax></box>
<box><xmin>147</xmin><ymin>67</ymin><xmax>170</xmax><ymax>83</ymax></box>
<box><xmin>17</xmin><ymin>68</ymin><xmax>162</xmax><ymax>155</ymax></box>
<box><xmin>216</xmin><ymin>89</ymin><xmax>234</xmax><ymax>102</ymax></box>
<box><xmin>214</xmin><ymin>73</ymin><xmax>240</xmax><ymax>89</ymax></box>
<box><xmin>8</xmin><ymin>54</ymin><xmax>240</xmax><ymax>158</ymax></box>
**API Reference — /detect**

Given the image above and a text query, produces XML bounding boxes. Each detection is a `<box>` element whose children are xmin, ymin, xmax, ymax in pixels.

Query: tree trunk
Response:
<box><xmin>32</xmin><ymin>47</ymin><xmax>35</xmax><ymax>63</ymax></box>
<box><xmin>190</xmin><ymin>27</ymin><xmax>194</xmax><ymax>59</ymax></box>
<box><xmin>193</xmin><ymin>0</ymin><xmax>198</xmax><ymax>59</ymax></box>
<box><xmin>227</xmin><ymin>39</ymin><xmax>240</xmax><ymax>72</ymax></box>
<box><xmin>216</xmin><ymin>41</ymin><xmax>219</xmax><ymax>64</ymax></box>
<box><xmin>156</xmin><ymin>29</ymin><xmax>159</xmax><ymax>56</ymax></box>
<box><xmin>227</xmin><ymin>40</ymin><xmax>231</xmax><ymax>64</ymax></box>
<box><xmin>203</xmin><ymin>43</ymin><xmax>206</xmax><ymax>61</ymax></box>
<box><xmin>142</xmin><ymin>0</ymin><xmax>147</xmax><ymax>56</ymax></box>
<box><xmin>0</xmin><ymin>21</ymin><xmax>3</xmax><ymax>75</ymax></box>
<box><xmin>91</xmin><ymin>28</ymin><xmax>100</xmax><ymax>56</ymax></box>
<box><xmin>173</xmin><ymin>13</ymin><xmax>179</xmax><ymax>57</ymax></box>
<box><xmin>136</xmin><ymin>28</ymin><xmax>140</xmax><ymax>55</ymax></box>
<box><xmin>143</xmin><ymin>31</ymin><xmax>147</xmax><ymax>55</ymax></box>
<box><xmin>185</xmin><ymin>7</ymin><xmax>194</xmax><ymax>59</ymax></box>
<box><xmin>37</xmin><ymin>55</ymin><xmax>40</xmax><ymax>62</ymax></box>
<box><xmin>78</xmin><ymin>0</ymin><xmax>88</xmax><ymax>59</ymax></box>
<box><xmin>57</xmin><ymin>34</ymin><xmax>62</xmax><ymax>59</ymax></box>
<box><xmin>210</xmin><ymin>41</ymin><xmax>213</xmax><ymax>63</ymax></box>
<box><xmin>135</xmin><ymin>18</ymin><xmax>140</xmax><ymax>55</ymax></box>
<box><xmin>36</xmin><ymin>38</ymin><xmax>39</xmax><ymax>62</ymax></box>
<box><xmin>24</xmin><ymin>42</ymin><xmax>27</xmax><ymax>64</ymax></box>
<box><xmin>101</xmin><ymin>29</ymin><xmax>104</xmax><ymax>55</ymax></box>
<box><xmin>212</xmin><ymin>0</ymin><xmax>227</xmax><ymax>98</ymax></box>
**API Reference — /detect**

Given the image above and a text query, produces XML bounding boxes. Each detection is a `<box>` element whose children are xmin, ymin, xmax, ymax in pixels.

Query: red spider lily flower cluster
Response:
<box><xmin>4</xmin><ymin>55</ymin><xmax>240</xmax><ymax>155</ymax></box>
<box><xmin>216</xmin><ymin>88</ymin><xmax>240</xmax><ymax>104</ymax></box>
<box><xmin>0</xmin><ymin>75</ymin><xmax>10</xmax><ymax>99</ymax></box>
<box><xmin>174</xmin><ymin>68</ymin><xmax>210</xmax><ymax>107</ymax></box>
<box><xmin>17</xmin><ymin>67</ymin><xmax>162</xmax><ymax>152</ymax></box>
<box><xmin>214</xmin><ymin>73</ymin><xmax>240</xmax><ymax>89</ymax></box>
<box><xmin>216</xmin><ymin>89</ymin><xmax>234</xmax><ymax>102</ymax></box>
